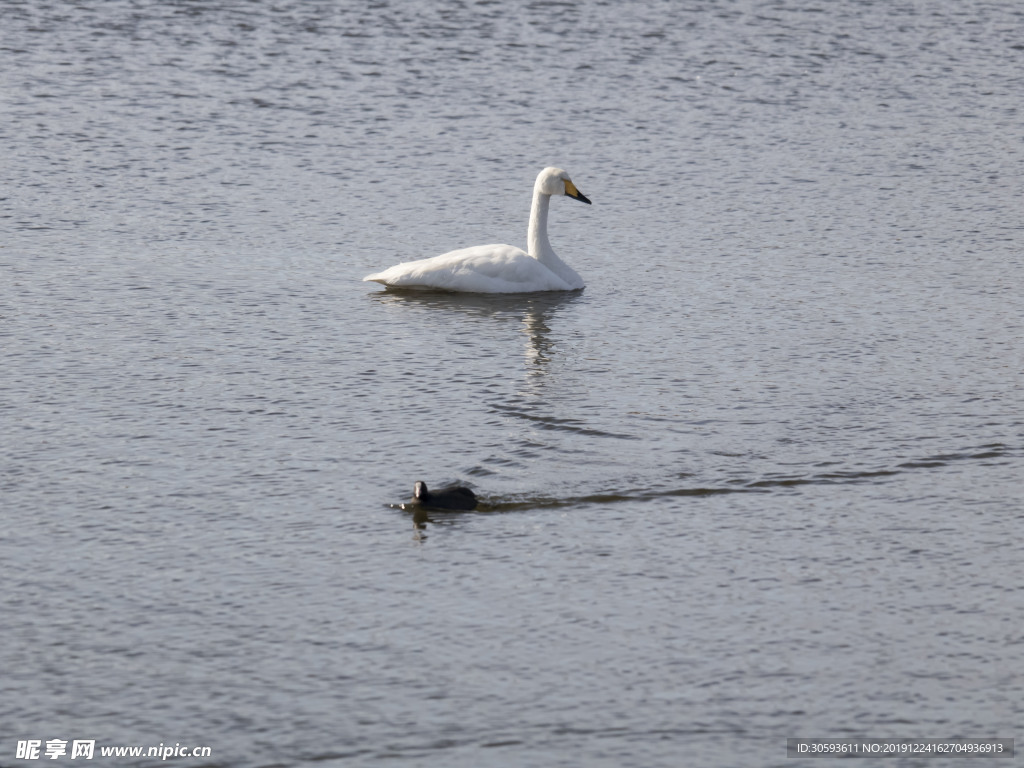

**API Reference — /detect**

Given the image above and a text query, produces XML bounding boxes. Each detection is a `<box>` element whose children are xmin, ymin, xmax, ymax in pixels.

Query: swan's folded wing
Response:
<box><xmin>364</xmin><ymin>244</ymin><xmax>576</xmax><ymax>293</ymax></box>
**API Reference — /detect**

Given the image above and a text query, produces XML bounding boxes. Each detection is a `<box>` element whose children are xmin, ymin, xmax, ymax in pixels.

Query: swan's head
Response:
<box><xmin>413</xmin><ymin>481</ymin><xmax>429</xmax><ymax>501</ymax></box>
<box><xmin>535</xmin><ymin>167</ymin><xmax>591</xmax><ymax>204</ymax></box>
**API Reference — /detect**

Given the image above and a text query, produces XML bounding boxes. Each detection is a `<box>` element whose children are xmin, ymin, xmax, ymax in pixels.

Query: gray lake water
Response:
<box><xmin>2</xmin><ymin>1</ymin><xmax>1023</xmax><ymax>766</ymax></box>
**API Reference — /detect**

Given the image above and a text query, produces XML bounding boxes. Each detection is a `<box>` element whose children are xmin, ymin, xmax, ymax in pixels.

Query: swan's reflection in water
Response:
<box><xmin>370</xmin><ymin>288</ymin><xmax>583</xmax><ymax>382</ymax></box>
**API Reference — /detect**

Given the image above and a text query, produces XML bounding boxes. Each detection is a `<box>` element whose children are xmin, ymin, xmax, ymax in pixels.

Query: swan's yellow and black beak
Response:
<box><xmin>564</xmin><ymin>179</ymin><xmax>592</xmax><ymax>205</ymax></box>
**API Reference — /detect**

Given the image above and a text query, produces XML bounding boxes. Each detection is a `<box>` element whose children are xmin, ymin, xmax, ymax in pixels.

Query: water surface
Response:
<box><xmin>2</xmin><ymin>1</ymin><xmax>1022</xmax><ymax>765</ymax></box>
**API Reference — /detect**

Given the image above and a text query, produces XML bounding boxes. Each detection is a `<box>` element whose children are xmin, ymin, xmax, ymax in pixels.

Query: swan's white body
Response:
<box><xmin>364</xmin><ymin>167</ymin><xmax>591</xmax><ymax>293</ymax></box>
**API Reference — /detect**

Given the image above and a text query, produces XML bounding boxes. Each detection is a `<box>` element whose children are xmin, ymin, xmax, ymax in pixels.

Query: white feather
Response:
<box><xmin>364</xmin><ymin>167</ymin><xmax>590</xmax><ymax>294</ymax></box>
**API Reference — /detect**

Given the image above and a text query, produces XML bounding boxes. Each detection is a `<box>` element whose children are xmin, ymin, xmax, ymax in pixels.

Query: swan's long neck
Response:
<box><xmin>525</xmin><ymin>180</ymin><xmax>584</xmax><ymax>289</ymax></box>
<box><xmin>527</xmin><ymin>189</ymin><xmax>554</xmax><ymax>264</ymax></box>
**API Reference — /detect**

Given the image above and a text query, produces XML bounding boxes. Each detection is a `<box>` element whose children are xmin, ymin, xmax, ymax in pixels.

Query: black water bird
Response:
<box><xmin>412</xmin><ymin>481</ymin><xmax>478</xmax><ymax>511</ymax></box>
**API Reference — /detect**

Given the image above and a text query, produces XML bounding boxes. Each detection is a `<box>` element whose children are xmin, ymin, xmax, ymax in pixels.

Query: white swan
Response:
<box><xmin>363</xmin><ymin>167</ymin><xmax>591</xmax><ymax>293</ymax></box>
